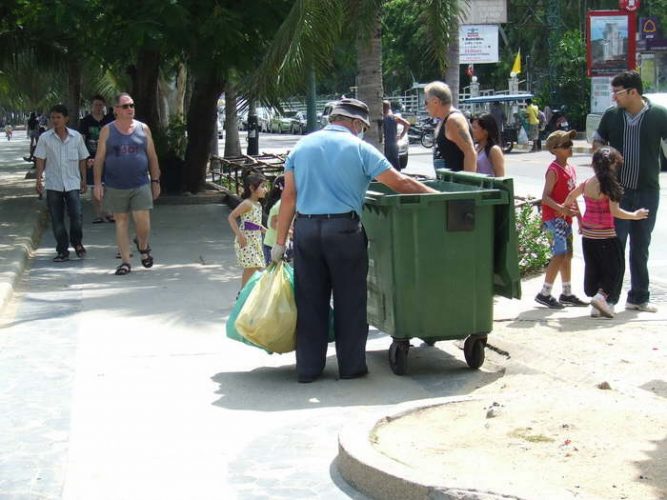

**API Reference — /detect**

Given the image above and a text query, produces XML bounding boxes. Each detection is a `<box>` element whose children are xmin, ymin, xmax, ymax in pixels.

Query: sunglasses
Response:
<box><xmin>118</xmin><ymin>103</ymin><xmax>135</xmax><ymax>109</ymax></box>
<box><xmin>611</xmin><ymin>88</ymin><xmax>629</xmax><ymax>96</ymax></box>
<box><xmin>557</xmin><ymin>141</ymin><xmax>573</xmax><ymax>149</ymax></box>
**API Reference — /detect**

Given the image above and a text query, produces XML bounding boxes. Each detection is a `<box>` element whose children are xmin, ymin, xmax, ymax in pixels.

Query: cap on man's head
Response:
<box><xmin>331</xmin><ymin>98</ymin><xmax>370</xmax><ymax>127</ymax></box>
<box><xmin>545</xmin><ymin>129</ymin><xmax>576</xmax><ymax>152</ymax></box>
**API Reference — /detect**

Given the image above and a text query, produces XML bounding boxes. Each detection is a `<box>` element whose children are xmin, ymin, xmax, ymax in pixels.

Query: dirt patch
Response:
<box><xmin>372</xmin><ymin>388</ymin><xmax>667</xmax><ymax>499</ymax></box>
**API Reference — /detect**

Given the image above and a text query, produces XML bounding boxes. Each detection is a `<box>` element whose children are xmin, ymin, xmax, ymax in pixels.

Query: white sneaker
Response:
<box><xmin>590</xmin><ymin>306</ymin><xmax>600</xmax><ymax>318</ymax></box>
<box><xmin>626</xmin><ymin>302</ymin><xmax>658</xmax><ymax>313</ymax></box>
<box><xmin>591</xmin><ymin>293</ymin><xmax>614</xmax><ymax>318</ymax></box>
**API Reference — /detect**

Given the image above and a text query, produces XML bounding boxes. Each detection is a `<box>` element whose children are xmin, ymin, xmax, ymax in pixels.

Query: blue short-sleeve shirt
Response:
<box><xmin>284</xmin><ymin>124</ymin><xmax>391</xmax><ymax>215</ymax></box>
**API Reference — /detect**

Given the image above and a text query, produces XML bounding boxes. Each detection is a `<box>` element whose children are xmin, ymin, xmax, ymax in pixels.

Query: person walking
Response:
<box><xmin>471</xmin><ymin>113</ymin><xmax>505</xmax><ymax>177</ymax></box>
<box><xmin>489</xmin><ymin>101</ymin><xmax>506</xmax><ymax>141</ymax></box>
<box><xmin>271</xmin><ymin>98</ymin><xmax>437</xmax><ymax>383</ymax></box>
<box><xmin>34</xmin><ymin>104</ymin><xmax>90</xmax><ymax>262</ymax></box>
<box><xmin>563</xmin><ymin>147</ymin><xmax>649</xmax><ymax>319</ymax></box>
<box><xmin>593</xmin><ymin>70</ymin><xmax>667</xmax><ymax>312</ymax></box>
<box><xmin>26</xmin><ymin>112</ymin><xmax>39</xmax><ymax>160</ymax></box>
<box><xmin>534</xmin><ymin>130</ymin><xmax>587</xmax><ymax>309</ymax></box>
<box><xmin>382</xmin><ymin>100</ymin><xmax>410</xmax><ymax>170</ymax></box>
<box><xmin>424</xmin><ymin>81</ymin><xmax>476</xmax><ymax>172</ymax></box>
<box><xmin>93</xmin><ymin>93</ymin><xmax>161</xmax><ymax>276</ymax></box>
<box><xmin>525</xmin><ymin>98</ymin><xmax>541</xmax><ymax>151</ymax></box>
<box><xmin>80</xmin><ymin>94</ymin><xmax>114</xmax><ymax>223</ymax></box>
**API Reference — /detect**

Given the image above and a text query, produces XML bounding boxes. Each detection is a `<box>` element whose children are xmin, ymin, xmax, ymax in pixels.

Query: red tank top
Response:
<box><xmin>542</xmin><ymin>160</ymin><xmax>577</xmax><ymax>223</ymax></box>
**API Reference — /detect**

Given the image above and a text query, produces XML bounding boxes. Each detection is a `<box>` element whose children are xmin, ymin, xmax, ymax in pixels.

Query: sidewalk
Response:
<box><xmin>0</xmin><ymin>137</ymin><xmax>664</xmax><ymax>499</ymax></box>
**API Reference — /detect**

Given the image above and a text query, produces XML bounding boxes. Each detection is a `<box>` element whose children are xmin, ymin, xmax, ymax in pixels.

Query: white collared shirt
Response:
<box><xmin>34</xmin><ymin>127</ymin><xmax>89</xmax><ymax>191</ymax></box>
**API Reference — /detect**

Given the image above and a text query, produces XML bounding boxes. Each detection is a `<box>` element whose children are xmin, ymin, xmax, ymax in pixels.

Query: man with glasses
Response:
<box><xmin>93</xmin><ymin>93</ymin><xmax>161</xmax><ymax>276</ymax></box>
<box><xmin>271</xmin><ymin>98</ymin><xmax>436</xmax><ymax>383</ymax></box>
<box><xmin>593</xmin><ymin>70</ymin><xmax>667</xmax><ymax>312</ymax></box>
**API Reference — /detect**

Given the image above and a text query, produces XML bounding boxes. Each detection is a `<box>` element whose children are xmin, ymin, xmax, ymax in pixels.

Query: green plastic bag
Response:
<box><xmin>225</xmin><ymin>270</ymin><xmax>271</xmax><ymax>352</ymax></box>
<box><xmin>236</xmin><ymin>262</ymin><xmax>297</xmax><ymax>354</ymax></box>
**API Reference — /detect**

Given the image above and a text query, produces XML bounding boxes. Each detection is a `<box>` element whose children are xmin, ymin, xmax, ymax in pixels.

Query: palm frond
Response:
<box><xmin>419</xmin><ymin>0</ymin><xmax>469</xmax><ymax>73</ymax></box>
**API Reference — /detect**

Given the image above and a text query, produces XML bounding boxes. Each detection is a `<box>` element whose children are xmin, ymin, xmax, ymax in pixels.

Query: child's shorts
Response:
<box><xmin>543</xmin><ymin>218</ymin><xmax>573</xmax><ymax>256</ymax></box>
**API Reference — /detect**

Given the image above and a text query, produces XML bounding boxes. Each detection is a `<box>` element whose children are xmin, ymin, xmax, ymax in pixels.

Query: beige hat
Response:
<box><xmin>545</xmin><ymin>129</ymin><xmax>577</xmax><ymax>152</ymax></box>
<box><xmin>330</xmin><ymin>98</ymin><xmax>370</xmax><ymax>128</ymax></box>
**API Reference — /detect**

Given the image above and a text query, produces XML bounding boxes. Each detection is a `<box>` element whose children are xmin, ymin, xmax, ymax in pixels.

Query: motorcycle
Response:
<box><xmin>407</xmin><ymin>117</ymin><xmax>436</xmax><ymax>148</ymax></box>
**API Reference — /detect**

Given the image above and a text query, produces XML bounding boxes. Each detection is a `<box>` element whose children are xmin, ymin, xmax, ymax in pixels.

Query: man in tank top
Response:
<box><xmin>93</xmin><ymin>93</ymin><xmax>161</xmax><ymax>275</ymax></box>
<box><xmin>424</xmin><ymin>81</ymin><xmax>476</xmax><ymax>173</ymax></box>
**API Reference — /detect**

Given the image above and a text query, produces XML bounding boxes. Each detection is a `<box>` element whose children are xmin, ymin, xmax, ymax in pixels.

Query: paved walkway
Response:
<box><xmin>1</xmin><ymin>136</ymin><xmax>665</xmax><ymax>500</ymax></box>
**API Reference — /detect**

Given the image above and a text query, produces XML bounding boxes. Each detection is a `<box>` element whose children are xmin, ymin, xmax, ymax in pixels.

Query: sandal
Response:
<box><xmin>133</xmin><ymin>237</ymin><xmax>154</xmax><ymax>268</ymax></box>
<box><xmin>92</xmin><ymin>217</ymin><xmax>105</xmax><ymax>224</ymax></box>
<box><xmin>115</xmin><ymin>262</ymin><xmax>131</xmax><ymax>275</ymax></box>
<box><xmin>105</xmin><ymin>215</ymin><xmax>116</xmax><ymax>223</ymax></box>
<box><xmin>74</xmin><ymin>244</ymin><xmax>87</xmax><ymax>258</ymax></box>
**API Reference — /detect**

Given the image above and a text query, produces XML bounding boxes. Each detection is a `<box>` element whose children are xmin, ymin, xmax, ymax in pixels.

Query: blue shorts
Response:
<box><xmin>543</xmin><ymin>218</ymin><xmax>573</xmax><ymax>256</ymax></box>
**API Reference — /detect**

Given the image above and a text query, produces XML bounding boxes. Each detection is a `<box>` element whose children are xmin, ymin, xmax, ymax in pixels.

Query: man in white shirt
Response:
<box><xmin>34</xmin><ymin>104</ymin><xmax>90</xmax><ymax>262</ymax></box>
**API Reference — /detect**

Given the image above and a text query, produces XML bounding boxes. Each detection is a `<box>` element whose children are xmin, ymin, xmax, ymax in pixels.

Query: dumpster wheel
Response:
<box><xmin>463</xmin><ymin>336</ymin><xmax>486</xmax><ymax>369</ymax></box>
<box><xmin>389</xmin><ymin>340</ymin><xmax>409</xmax><ymax>375</ymax></box>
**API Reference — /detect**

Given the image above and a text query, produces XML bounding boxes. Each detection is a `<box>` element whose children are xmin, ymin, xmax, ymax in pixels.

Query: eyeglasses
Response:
<box><xmin>118</xmin><ymin>103</ymin><xmax>135</xmax><ymax>109</ymax></box>
<box><xmin>611</xmin><ymin>88</ymin><xmax>629</xmax><ymax>96</ymax></box>
<box><xmin>557</xmin><ymin>141</ymin><xmax>573</xmax><ymax>149</ymax></box>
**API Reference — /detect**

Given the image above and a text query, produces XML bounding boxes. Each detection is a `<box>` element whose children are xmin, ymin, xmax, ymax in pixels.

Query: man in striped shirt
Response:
<box><xmin>593</xmin><ymin>70</ymin><xmax>667</xmax><ymax>312</ymax></box>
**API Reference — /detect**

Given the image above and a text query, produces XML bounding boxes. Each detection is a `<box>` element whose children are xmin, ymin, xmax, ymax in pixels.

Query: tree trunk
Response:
<box><xmin>444</xmin><ymin>14</ymin><xmax>460</xmax><ymax>107</ymax></box>
<box><xmin>224</xmin><ymin>83</ymin><xmax>241</xmax><ymax>157</ymax></box>
<box><xmin>66</xmin><ymin>58</ymin><xmax>81</xmax><ymax>129</ymax></box>
<box><xmin>355</xmin><ymin>12</ymin><xmax>383</xmax><ymax>150</ymax></box>
<box><xmin>183</xmin><ymin>73</ymin><xmax>225</xmax><ymax>193</ymax></box>
<box><xmin>132</xmin><ymin>48</ymin><xmax>161</xmax><ymax>132</ymax></box>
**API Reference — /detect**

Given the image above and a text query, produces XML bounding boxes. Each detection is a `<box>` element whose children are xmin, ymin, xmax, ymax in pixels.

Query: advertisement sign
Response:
<box><xmin>591</xmin><ymin>76</ymin><xmax>614</xmax><ymax>114</ymax></box>
<box><xmin>586</xmin><ymin>11</ymin><xmax>636</xmax><ymax>77</ymax></box>
<box><xmin>459</xmin><ymin>25</ymin><xmax>499</xmax><ymax>64</ymax></box>
<box><xmin>619</xmin><ymin>0</ymin><xmax>640</xmax><ymax>11</ymax></box>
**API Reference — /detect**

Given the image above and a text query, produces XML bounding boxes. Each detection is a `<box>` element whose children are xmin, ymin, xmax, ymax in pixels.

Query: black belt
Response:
<box><xmin>297</xmin><ymin>211</ymin><xmax>358</xmax><ymax>220</ymax></box>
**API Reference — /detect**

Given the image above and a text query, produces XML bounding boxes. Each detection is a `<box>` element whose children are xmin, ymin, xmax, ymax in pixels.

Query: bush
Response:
<box><xmin>515</xmin><ymin>200</ymin><xmax>551</xmax><ymax>277</ymax></box>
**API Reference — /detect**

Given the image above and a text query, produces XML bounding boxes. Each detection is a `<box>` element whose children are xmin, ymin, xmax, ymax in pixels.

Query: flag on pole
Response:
<box><xmin>511</xmin><ymin>49</ymin><xmax>521</xmax><ymax>74</ymax></box>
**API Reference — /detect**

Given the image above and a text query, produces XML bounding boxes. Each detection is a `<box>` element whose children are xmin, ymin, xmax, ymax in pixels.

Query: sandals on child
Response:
<box><xmin>133</xmin><ymin>237</ymin><xmax>154</xmax><ymax>268</ymax></box>
<box><xmin>115</xmin><ymin>262</ymin><xmax>131</xmax><ymax>275</ymax></box>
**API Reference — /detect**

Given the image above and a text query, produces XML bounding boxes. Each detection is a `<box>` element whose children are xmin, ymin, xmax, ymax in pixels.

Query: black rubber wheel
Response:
<box><xmin>421</xmin><ymin>131</ymin><xmax>434</xmax><ymax>148</ymax></box>
<box><xmin>463</xmin><ymin>337</ymin><xmax>486</xmax><ymax>369</ymax></box>
<box><xmin>388</xmin><ymin>341</ymin><xmax>409</xmax><ymax>375</ymax></box>
<box><xmin>502</xmin><ymin>141</ymin><xmax>514</xmax><ymax>154</ymax></box>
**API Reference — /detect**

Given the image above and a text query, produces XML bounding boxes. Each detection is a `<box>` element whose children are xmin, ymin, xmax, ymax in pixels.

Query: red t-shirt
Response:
<box><xmin>541</xmin><ymin>160</ymin><xmax>577</xmax><ymax>224</ymax></box>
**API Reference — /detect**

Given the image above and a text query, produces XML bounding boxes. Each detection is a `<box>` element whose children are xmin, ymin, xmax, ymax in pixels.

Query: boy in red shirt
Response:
<box><xmin>535</xmin><ymin>130</ymin><xmax>588</xmax><ymax>309</ymax></box>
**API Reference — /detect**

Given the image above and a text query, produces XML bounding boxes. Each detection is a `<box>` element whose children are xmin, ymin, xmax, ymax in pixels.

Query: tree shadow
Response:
<box><xmin>636</xmin><ymin>434</ymin><xmax>667</xmax><ymax>498</ymax></box>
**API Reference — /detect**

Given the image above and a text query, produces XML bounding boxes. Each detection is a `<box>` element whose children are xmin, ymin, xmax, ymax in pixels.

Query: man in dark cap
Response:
<box><xmin>272</xmin><ymin>98</ymin><xmax>436</xmax><ymax>383</ymax></box>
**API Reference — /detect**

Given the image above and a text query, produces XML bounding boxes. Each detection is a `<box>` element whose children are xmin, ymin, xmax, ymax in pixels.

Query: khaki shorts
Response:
<box><xmin>104</xmin><ymin>184</ymin><xmax>153</xmax><ymax>213</ymax></box>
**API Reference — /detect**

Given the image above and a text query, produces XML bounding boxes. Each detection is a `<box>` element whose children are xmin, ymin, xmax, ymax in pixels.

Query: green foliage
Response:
<box><xmin>154</xmin><ymin>114</ymin><xmax>187</xmax><ymax>160</ymax></box>
<box><xmin>515</xmin><ymin>202</ymin><xmax>551</xmax><ymax>277</ymax></box>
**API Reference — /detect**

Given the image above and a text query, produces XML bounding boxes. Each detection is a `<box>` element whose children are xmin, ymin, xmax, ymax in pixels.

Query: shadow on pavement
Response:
<box><xmin>210</xmin><ymin>342</ymin><xmax>505</xmax><ymax>412</ymax></box>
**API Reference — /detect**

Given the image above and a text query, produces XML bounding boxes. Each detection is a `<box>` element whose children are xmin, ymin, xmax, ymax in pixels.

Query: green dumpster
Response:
<box><xmin>363</xmin><ymin>171</ymin><xmax>521</xmax><ymax>375</ymax></box>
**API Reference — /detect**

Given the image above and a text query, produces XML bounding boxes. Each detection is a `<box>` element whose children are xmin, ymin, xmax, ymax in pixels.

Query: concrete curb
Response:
<box><xmin>337</xmin><ymin>396</ymin><xmax>525</xmax><ymax>500</ymax></box>
<box><xmin>0</xmin><ymin>204</ymin><xmax>48</xmax><ymax>312</ymax></box>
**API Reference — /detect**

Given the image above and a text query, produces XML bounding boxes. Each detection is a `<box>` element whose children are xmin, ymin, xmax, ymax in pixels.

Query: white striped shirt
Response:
<box><xmin>34</xmin><ymin>127</ymin><xmax>89</xmax><ymax>191</ymax></box>
<box><xmin>619</xmin><ymin>103</ymin><xmax>648</xmax><ymax>189</ymax></box>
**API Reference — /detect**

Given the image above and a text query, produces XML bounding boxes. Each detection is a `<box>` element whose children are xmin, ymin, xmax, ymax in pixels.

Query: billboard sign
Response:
<box><xmin>459</xmin><ymin>25</ymin><xmax>499</xmax><ymax>64</ymax></box>
<box><xmin>586</xmin><ymin>10</ymin><xmax>637</xmax><ymax>77</ymax></box>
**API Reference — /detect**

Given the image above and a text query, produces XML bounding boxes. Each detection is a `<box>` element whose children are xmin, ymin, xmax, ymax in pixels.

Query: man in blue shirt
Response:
<box><xmin>272</xmin><ymin>98</ymin><xmax>436</xmax><ymax>383</ymax></box>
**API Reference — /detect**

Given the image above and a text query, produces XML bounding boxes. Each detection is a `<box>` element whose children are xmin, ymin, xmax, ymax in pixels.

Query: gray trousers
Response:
<box><xmin>293</xmin><ymin>214</ymin><xmax>369</xmax><ymax>379</ymax></box>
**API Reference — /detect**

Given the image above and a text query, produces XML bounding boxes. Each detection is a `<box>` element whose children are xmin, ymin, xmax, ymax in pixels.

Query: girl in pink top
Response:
<box><xmin>564</xmin><ymin>147</ymin><xmax>648</xmax><ymax>318</ymax></box>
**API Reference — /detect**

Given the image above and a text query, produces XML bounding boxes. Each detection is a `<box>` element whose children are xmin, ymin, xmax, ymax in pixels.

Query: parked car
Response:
<box><xmin>586</xmin><ymin>92</ymin><xmax>667</xmax><ymax>170</ymax></box>
<box><xmin>270</xmin><ymin>110</ymin><xmax>306</xmax><ymax>134</ymax></box>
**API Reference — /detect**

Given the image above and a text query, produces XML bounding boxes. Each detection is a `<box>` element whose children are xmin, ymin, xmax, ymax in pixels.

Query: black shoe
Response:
<box><xmin>74</xmin><ymin>244</ymin><xmax>87</xmax><ymax>258</ymax></box>
<box><xmin>53</xmin><ymin>252</ymin><xmax>70</xmax><ymax>263</ymax></box>
<box><xmin>535</xmin><ymin>293</ymin><xmax>564</xmax><ymax>309</ymax></box>
<box><xmin>559</xmin><ymin>294</ymin><xmax>588</xmax><ymax>307</ymax></box>
<box><xmin>339</xmin><ymin>369</ymin><xmax>369</xmax><ymax>380</ymax></box>
<box><xmin>297</xmin><ymin>375</ymin><xmax>319</xmax><ymax>384</ymax></box>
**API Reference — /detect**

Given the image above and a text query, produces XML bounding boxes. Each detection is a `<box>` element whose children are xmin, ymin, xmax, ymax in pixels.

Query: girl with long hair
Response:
<box><xmin>471</xmin><ymin>113</ymin><xmax>505</xmax><ymax>177</ymax></box>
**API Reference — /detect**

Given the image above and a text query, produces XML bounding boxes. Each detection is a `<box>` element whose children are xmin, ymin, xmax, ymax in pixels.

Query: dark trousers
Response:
<box><xmin>46</xmin><ymin>189</ymin><xmax>82</xmax><ymax>255</ymax></box>
<box><xmin>615</xmin><ymin>189</ymin><xmax>659</xmax><ymax>304</ymax></box>
<box><xmin>582</xmin><ymin>237</ymin><xmax>624</xmax><ymax>304</ymax></box>
<box><xmin>293</xmin><ymin>215</ymin><xmax>368</xmax><ymax>378</ymax></box>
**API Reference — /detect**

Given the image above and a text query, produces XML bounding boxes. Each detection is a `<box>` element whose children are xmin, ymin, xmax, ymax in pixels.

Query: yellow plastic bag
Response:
<box><xmin>235</xmin><ymin>262</ymin><xmax>297</xmax><ymax>353</ymax></box>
